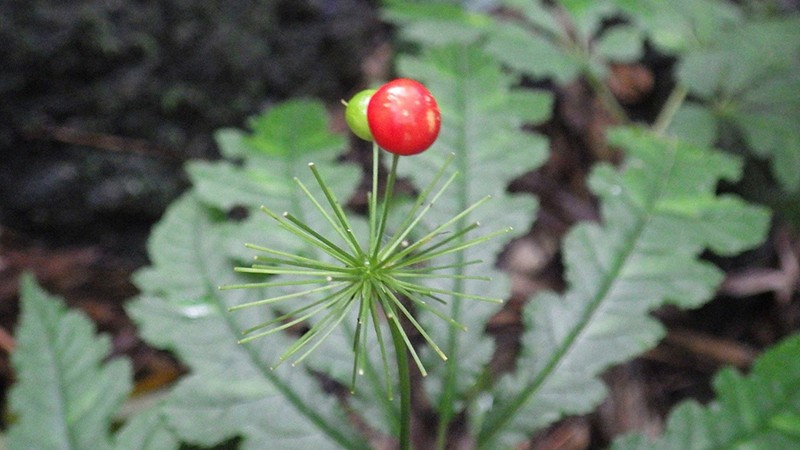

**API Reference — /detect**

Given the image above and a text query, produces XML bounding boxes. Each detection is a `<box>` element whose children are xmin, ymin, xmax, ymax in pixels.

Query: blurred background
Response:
<box><xmin>0</xmin><ymin>0</ymin><xmax>383</xmax><ymax>419</ymax></box>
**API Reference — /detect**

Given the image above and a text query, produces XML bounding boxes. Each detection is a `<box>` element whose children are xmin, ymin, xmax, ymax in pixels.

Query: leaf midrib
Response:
<box><xmin>436</xmin><ymin>43</ymin><xmax>476</xmax><ymax>444</ymax></box>
<box><xmin>479</xmin><ymin>141</ymin><xmax>680</xmax><ymax>447</ymax></box>
<box><xmin>39</xmin><ymin>296</ymin><xmax>81</xmax><ymax>450</ymax></box>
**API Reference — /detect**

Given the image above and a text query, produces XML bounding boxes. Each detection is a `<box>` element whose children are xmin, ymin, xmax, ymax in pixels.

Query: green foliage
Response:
<box><xmin>113</xmin><ymin>408</ymin><xmax>179</xmax><ymax>450</ymax></box>
<box><xmin>612</xmin><ymin>332</ymin><xmax>800</xmax><ymax>450</ymax></box>
<box><xmin>131</xmin><ymin>42</ymin><xmax>552</xmax><ymax>448</ymax></box>
<box><xmin>187</xmin><ymin>100</ymin><xmax>348</xmax><ymax>213</ymax></box>
<box><xmin>673</xmin><ymin>16</ymin><xmax>800</xmax><ymax>191</ymax></box>
<box><xmin>383</xmin><ymin>0</ymin><xmax>735</xmax><ymax>122</ymax></box>
<box><xmin>609</xmin><ymin>0</ymin><xmax>741</xmax><ymax>52</ymax></box>
<box><xmin>476</xmin><ymin>128</ymin><xmax>770</xmax><ymax>448</ymax></box>
<box><xmin>7</xmin><ymin>274</ymin><xmax>133</xmax><ymax>450</ymax></box>
<box><xmin>7</xmin><ymin>0</ymin><xmax>798</xmax><ymax>449</ymax></box>
<box><xmin>382</xmin><ymin>0</ymin><xmax>491</xmax><ymax>46</ymax></box>
<box><xmin>395</xmin><ymin>43</ymin><xmax>550</xmax><ymax>429</ymax></box>
<box><xmin>130</xmin><ymin>197</ymin><xmax>368</xmax><ymax>450</ymax></box>
<box><xmin>483</xmin><ymin>0</ymin><xmax>645</xmax><ymax>82</ymax></box>
<box><xmin>392</xmin><ymin>0</ymin><xmax>799</xmax><ymax>196</ymax></box>
<box><xmin>127</xmin><ymin>100</ymin><xmax>369</xmax><ymax>450</ymax></box>
<box><xmin>482</xmin><ymin>3</ymin><xmax>584</xmax><ymax>81</ymax></box>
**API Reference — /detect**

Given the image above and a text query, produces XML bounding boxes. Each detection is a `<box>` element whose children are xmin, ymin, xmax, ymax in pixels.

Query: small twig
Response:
<box><xmin>774</xmin><ymin>226</ymin><xmax>800</xmax><ymax>304</ymax></box>
<box><xmin>25</xmin><ymin>124</ymin><xmax>186</xmax><ymax>161</ymax></box>
<box><xmin>652</xmin><ymin>84</ymin><xmax>689</xmax><ymax>136</ymax></box>
<box><xmin>0</xmin><ymin>326</ymin><xmax>15</xmax><ymax>353</ymax></box>
<box><xmin>719</xmin><ymin>226</ymin><xmax>800</xmax><ymax>304</ymax></box>
<box><xmin>664</xmin><ymin>328</ymin><xmax>757</xmax><ymax>369</ymax></box>
<box><xmin>548</xmin><ymin>1</ymin><xmax>628</xmax><ymax>125</ymax></box>
<box><xmin>720</xmin><ymin>268</ymin><xmax>793</xmax><ymax>298</ymax></box>
<box><xmin>585</xmin><ymin>72</ymin><xmax>629</xmax><ymax>124</ymax></box>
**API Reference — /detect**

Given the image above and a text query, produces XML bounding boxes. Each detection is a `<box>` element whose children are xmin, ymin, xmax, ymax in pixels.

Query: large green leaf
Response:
<box><xmin>477</xmin><ymin>127</ymin><xmax>771</xmax><ymax>449</ymax></box>
<box><xmin>187</xmin><ymin>100</ymin><xmax>360</xmax><ymax>267</ymax></box>
<box><xmin>128</xmin><ymin>194</ymin><xmax>369</xmax><ymax>450</ymax></box>
<box><xmin>611</xmin><ymin>0</ymin><xmax>741</xmax><ymax>52</ymax></box>
<box><xmin>7</xmin><ymin>274</ymin><xmax>132</xmax><ymax>450</ymax></box>
<box><xmin>382</xmin><ymin>0</ymin><xmax>491</xmax><ymax>46</ymax></box>
<box><xmin>486</xmin><ymin>0</ymin><xmax>644</xmax><ymax>82</ymax></box>
<box><xmin>396</xmin><ymin>43</ymin><xmax>551</xmax><ymax>429</ymax></box>
<box><xmin>242</xmin><ymin>99</ymin><xmax>344</xmax><ymax>158</ymax></box>
<box><xmin>484</xmin><ymin>18</ymin><xmax>588</xmax><ymax>83</ymax></box>
<box><xmin>114</xmin><ymin>408</ymin><xmax>179</xmax><ymax>450</ymax></box>
<box><xmin>676</xmin><ymin>17</ymin><xmax>800</xmax><ymax>191</ymax></box>
<box><xmin>128</xmin><ymin>100</ymin><xmax>369</xmax><ymax>450</ymax></box>
<box><xmin>612</xmin><ymin>332</ymin><xmax>800</xmax><ymax>450</ymax></box>
<box><xmin>188</xmin><ymin>99</ymin><xmax>349</xmax><ymax>214</ymax></box>
<box><xmin>388</xmin><ymin>0</ymin><xmax>645</xmax><ymax>83</ymax></box>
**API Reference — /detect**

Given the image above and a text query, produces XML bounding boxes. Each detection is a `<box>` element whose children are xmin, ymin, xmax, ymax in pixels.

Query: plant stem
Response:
<box><xmin>585</xmin><ymin>69</ymin><xmax>628</xmax><ymax>124</ymax></box>
<box><xmin>376</xmin><ymin>147</ymin><xmax>411</xmax><ymax>449</ymax></box>
<box><xmin>652</xmin><ymin>83</ymin><xmax>689</xmax><ymax>136</ymax></box>
<box><xmin>389</xmin><ymin>315</ymin><xmax>412</xmax><ymax>450</ymax></box>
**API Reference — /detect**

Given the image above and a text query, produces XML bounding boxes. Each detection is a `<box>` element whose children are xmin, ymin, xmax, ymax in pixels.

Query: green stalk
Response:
<box><xmin>389</xmin><ymin>312</ymin><xmax>412</xmax><ymax>450</ymax></box>
<box><xmin>652</xmin><ymin>83</ymin><xmax>689</xmax><ymax>136</ymax></box>
<box><xmin>584</xmin><ymin>65</ymin><xmax>628</xmax><ymax>124</ymax></box>
<box><xmin>373</xmin><ymin>153</ymin><xmax>400</xmax><ymax>260</ymax></box>
<box><xmin>434</xmin><ymin>57</ymin><xmax>468</xmax><ymax>447</ymax></box>
<box><xmin>369</xmin><ymin>143</ymin><xmax>380</xmax><ymax>252</ymax></box>
<box><xmin>376</xmin><ymin>145</ymin><xmax>412</xmax><ymax>449</ymax></box>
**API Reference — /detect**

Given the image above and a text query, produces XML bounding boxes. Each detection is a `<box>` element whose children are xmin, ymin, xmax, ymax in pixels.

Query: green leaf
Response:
<box><xmin>187</xmin><ymin>159</ymin><xmax>292</xmax><ymax>213</ymax></box>
<box><xmin>131</xmin><ymin>95</ymin><xmax>373</xmax><ymax>449</ymax></box>
<box><xmin>612</xmin><ymin>332</ymin><xmax>800</xmax><ymax>450</ymax></box>
<box><xmin>667</xmin><ymin>103</ymin><xmax>718</xmax><ymax>148</ymax></box>
<box><xmin>477</xmin><ymin>127</ymin><xmax>770</xmax><ymax>448</ymax></box>
<box><xmin>114</xmin><ymin>408</ymin><xmax>179</xmax><ymax>450</ymax></box>
<box><xmin>678</xmin><ymin>18</ymin><xmax>800</xmax><ymax>98</ymax></box>
<box><xmin>396</xmin><ymin>43</ymin><xmax>550</xmax><ymax>428</ymax></box>
<box><xmin>595</xmin><ymin>25</ymin><xmax>644</xmax><ymax>62</ymax></box>
<box><xmin>485</xmin><ymin>19</ymin><xmax>587</xmax><ymax>84</ymax></box>
<box><xmin>611</xmin><ymin>0</ymin><xmax>741</xmax><ymax>52</ymax></box>
<box><xmin>487</xmin><ymin>1</ymin><xmax>634</xmax><ymax>82</ymax></box>
<box><xmin>7</xmin><ymin>274</ymin><xmax>132</xmax><ymax>450</ymax></box>
<box><xmin>188</xmin><ymin>99</ymin><xmax>350</xmax><ymax>214</ymax></box>
<box><xmin>185</xmin><ymin>99</ymin><xmax>360</xmax><ymax>267</ymax></box>
<box><xmin>243</xmin><ymin>99</ymin><xmax>344</xmax><ymax>158</ymax></box>
<box><xmin>127</xmin><ymin>194</ymin><xmax>370</xmax><ymax>450</ymax></box>
<box><xmin>383</xmin><ymin>0</ymin><xmax>491</xmax><ymax>46</ymax></box>
<box><xmin>677</xmin><ymin>17</ymin><xmax>800</xmax><ymax>191</ymax></box>
<box><xmin>498</xmin><ymin>0</ymin><xmax>567</xmax><ymax>37</ymax></box>
<box><xmin>391</xmin><ymin>1</ymin><xmax>646</xmax><ymax>83</ymax></box>
<box><xmin>556</xmin><ymin>0</ymin><xmax>618</xmax><ymax>40</ymax></box>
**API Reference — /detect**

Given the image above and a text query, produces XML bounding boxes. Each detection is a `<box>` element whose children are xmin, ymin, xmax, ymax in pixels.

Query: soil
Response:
<box><xmin>2</xmin><ymin>1</ymin><xmax>799</xmax><ymax>449</ymax></box>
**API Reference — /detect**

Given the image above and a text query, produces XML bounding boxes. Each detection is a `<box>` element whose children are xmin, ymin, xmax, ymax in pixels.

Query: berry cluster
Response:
<box><xmin>345</xmin><ymin>78</ymin><xmax>441</xmax><ymax>155</ymax></box>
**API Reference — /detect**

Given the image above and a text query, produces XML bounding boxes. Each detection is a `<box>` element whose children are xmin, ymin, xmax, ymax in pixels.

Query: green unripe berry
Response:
<box><xmin>345</xmin><ymin>89</ymin><xmax>377</xmax><ymax>141</ymax></box>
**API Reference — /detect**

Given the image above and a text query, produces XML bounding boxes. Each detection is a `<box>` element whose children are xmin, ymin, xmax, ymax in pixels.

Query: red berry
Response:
<box><xmin>367</xmin><ymin>78</ymin><xmax>441</xmax><ymax>155</ymax></box>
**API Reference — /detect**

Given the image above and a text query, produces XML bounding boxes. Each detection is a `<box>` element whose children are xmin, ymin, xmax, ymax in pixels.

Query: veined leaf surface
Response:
<box><xmin>128</xmin><ymin>195</ymin><xmax>368</xmax><ymax>450</ymax></box>
<box><xmin>128</xmin><ymin>100</ymin><xmax>368</xmax><ymax>450</ymax></box>
<box><xmin>478</xmin><ymin>127</ymin><xmax>770</xmax><ymax>448</ymax></box>
<box><xmin>612</xmin><ymin>333</ymin><xmax>800</xmax><ymax>450</ymax></box>
<box><xmin>397</xmin><ymin>43</ymin><xmax>551</xmax><ymax>428</ymax></box>
<box><xmin>8</xmin><ymin>274</ymin><xmax>132</xmax><ymax>450</ymax></box>
<box><xmin>676</xmin><ymin>17</ymin><xmax>800</xmax><ymax>191</ymax></box>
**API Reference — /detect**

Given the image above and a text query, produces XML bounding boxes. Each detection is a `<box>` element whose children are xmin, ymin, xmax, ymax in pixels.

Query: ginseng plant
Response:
<box><xmin>222</xmin><ymin>78</ymin><xmax>509</xmax><ymax>449</ymax></box>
